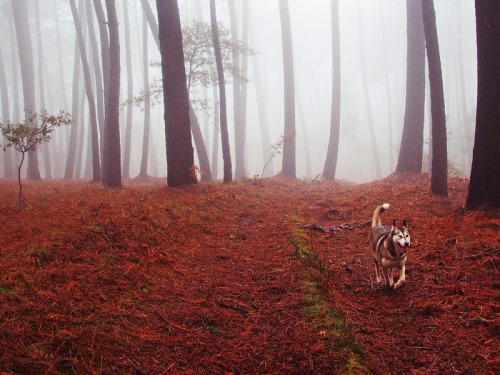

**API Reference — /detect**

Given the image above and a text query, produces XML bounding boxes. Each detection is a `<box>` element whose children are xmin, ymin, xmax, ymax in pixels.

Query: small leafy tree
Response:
<box><xmin>0</xmin><ymin>110</ymin><xmax>72</xmax><ymax>205</ymax></box>
<box><xmin>132</xmin><ymin>20</ymin><xmax>254</xmax><ymax>111</ymax></box>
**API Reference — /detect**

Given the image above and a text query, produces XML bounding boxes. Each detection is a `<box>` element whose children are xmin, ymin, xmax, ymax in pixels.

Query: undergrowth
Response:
<box><xmin>291</xmin><ymin>227</ymin><xmax>369</xmax><ymax>375</ymax></box>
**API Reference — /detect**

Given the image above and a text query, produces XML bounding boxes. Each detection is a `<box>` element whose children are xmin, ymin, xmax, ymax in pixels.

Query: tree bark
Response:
<box><xmin>102</xmin><ymin>0</ymin><xmax>121</xmax><ymax>188</ymax></box>
<box><xmin>35</xmin><ymin>0</ymin><xmax>52</xmax><ymax>180</ymax></box>
<box><xmin>396</xmin><ymin>0</ymin><xmax>426</xmax><ymax>173</ymax></box>
<box><xmin>323</xmin><ymin>0</ymin><xmax>341</xmax><ymax>180</ymax></box>
<box><xmin>422</xmin><ymin>0</ymin><xmax>447</xmax><ymax>196</ymax></box>
<box><xmin>140</xmin><ymin>0</ymin><xmax>160</xmax><ymax>49</ymax></box>
<box><xmin>156</xmin><ymin>0</ymin><xmax>197</xmax><ymax>187</ymax></box>
<box><xmin>64</xmin><ymin>34</ymin><xmax>82</xmax><ymax>179</ymax></box>
<box><xmin>211</xmin><ymin>84</ymin><xmax>220</xmax><ymax>180</ymax></box>
<box><xmin>70</xmin><ymin>0</ymin><xmax>101</xmax><ymax>182</ymax></box>
<box><xmin>228</xmin><ymin>0</ymin><xmax>245</xmax><ymax>179</ymax></box>
<box><xmin>357</xmin><ymin>1</ymin><xmax>381</xmax><ymax>179</ymax></box>
<box><xmin>85</xmin><ymin>0</ymin><xmax>105</xmax><ymax>164</ymax></box>
<box><xmin>210</xmin><ymin>0</ymin><xmax>232</xmax><ymax>183</ymax></box>
<box><xmin>466</xmin><ymin>0</ymin><xmax>500</xmax><ymax>208</ymax></box>
<box><xmin>11</xmin><ymin>0</ymin><xmax>41</xmax><ymax>180</ymax></box>
<box><xmin>279</xmin><ymin>0</ymin><xmax>296</xmax><ymax>178</ymax></box>
<box><xmin>190</xmin><ymin>104</ymin><xmax>212</xmax><ymax>181</ymax></box>
<box><xmin>122</xmin><ymin>0</ymin><xmax>133</xmax><ymax>179</ymax></box>
<box><xmin>0</xmin><ymin>48</ymin><xmax>14</xmax><ymax>178</ymax></box>
<box><xmin>139</xmin><ymin>12</ymin><xmax>151</xmax><ymax>178</ymax></box>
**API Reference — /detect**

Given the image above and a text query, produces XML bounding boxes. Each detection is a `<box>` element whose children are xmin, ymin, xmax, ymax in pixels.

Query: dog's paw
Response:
<box><xmin>393</xmin><ymin>280</ymin><xmax>405</xmax><ymax>289</ymax></box>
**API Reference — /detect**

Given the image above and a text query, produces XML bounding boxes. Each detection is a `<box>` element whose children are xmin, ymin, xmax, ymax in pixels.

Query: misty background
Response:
<box><xmin>0</xmin><ymin>0</ymin><xmax>477</xmax><ymax>183</ymax></box>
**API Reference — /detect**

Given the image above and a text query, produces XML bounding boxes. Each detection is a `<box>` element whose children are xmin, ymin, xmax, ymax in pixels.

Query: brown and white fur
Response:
<box><xmin>369</xmin><ymin>204</ymin><xmax>410</xmax><ymax>289</ymax></box>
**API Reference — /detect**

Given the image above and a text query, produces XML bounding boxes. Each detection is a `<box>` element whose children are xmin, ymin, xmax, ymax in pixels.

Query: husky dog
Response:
<box><xmin>369</xmin><ymin>204</ymin><xmax>410</xmax><ymax>289</ymax></box>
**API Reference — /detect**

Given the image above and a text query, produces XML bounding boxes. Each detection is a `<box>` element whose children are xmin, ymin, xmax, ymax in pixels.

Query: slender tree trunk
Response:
<box><xmin>279</xmin><ymin>0</ymin><xmax>296</xmax><ymax>178</ymax></box>
<box><xmin>139</xmin><ymin>12</ymin><xmax>151</xmax><ymax>178</ymax></box>
<box><xmin>466</xmin><ymin>0</ymin><xmax>500</xmax><ymax>208</ymax></box>
<box><xmin>210</xmin><ymin>0</ymin><xmax>232</xmax><ymax>183</ymax></box>
<box><xmin>102</xmin><ymin>0</ymin><xmax>121</xmax><ymax>188</ymax></box>
<box><xmin>53</xmin><ymin>0</ymin><xmax>69</xmax><ymax>110</ymax></box>
<box><xmin>357</xmin><ymin>1</ymin><xmax>381</xmax><ymax>179</ymax></box>
<box><xmin>211</xmin><ymin>85</ymin><xmax>220</xmax><ymax>180</ymax></box>
<box><xmin>323</xmin><ymin>0</ymin><xmax>341</xmax><ymax>180</ymax></box>
<box><xmin>85</xmin><ymin>0</ymin><xmax>105</xmax><ymax>164</ymax></box>
<box><xmin>70</xmin><ymin>0</ymin><xmax>101</xmax><ymax>181</ymax></box>
<box><xmin>64</xmin><ymin>35</ymin><xmax>82</xmax><ymax>179</ymax></box>
<box><xmin>422</xmin><ymin>0</ymin><xmax>447</xmax><ymax>196</ymax></box>
<box><xmin>252</xmin><ymin>57</ymin><xmax>273</xmax><ymax>177</ymax></box>
<box><xmin>396</xmin><ymin>0</ymin><xmax>426</xmax><ymax>173</ymax></box>
<box><xmin>75</xmin><ymin>83</ymin><xmax>86</xmax><ymax>179</ymax></box>
<box><xmin>456</xmin><ymin>5</ymin><xmax>472</xmax><ymax>176</ymax></box>
<box><xmin>9</xmin><ymin>18</ymin><xmax>22</xmax><ymax>176</ymax></box>
<box><xmin>0</xmin><ymin>48</ymin><xmax>14</xmax><ymax>178</ymax></box>
<box><xmin>11</xmin><ymin>0</ymin><xmax>41</xmax><ymax>180</ymax></box>
<box><xmin>240</xmin><ymin>0</ymin><xmax>249</xmax><ymax>176</ymax></box>
<box><xmin>140</xmin><ymin>0</ymin><xmax>160</xmax><ymax>48</ymax></box>
<box><xmin>156</xmin><ymin>0</ymin><xmax>197</xmax><ymax>187</ymax></box>
<box><xmin>228</xmin><ymin>0</ymin><xmax>245</xmax><ymax>179</ymax></box>
<box><xmin>122</xmin><ymin>0</ymin><xmax>133</xmax><ymax>179</ymax></box>
<box><xmin>189</xmin><ymin>104</ymin><xmax>212</xmax><ymax>181</ymax></box>
<box><xmin>34</xmin><ymin>0</ymin><xmax>52</xmax><ymax>180</ymax></box>
<box><xmin>296</xmin><ymin>87</ymin><xmax>312</xmax><ymax>177</ymax></box>
<box><xmin>379</xmin><ymin>0</ymin><xmax>395</xmax><ymax>172</ymax></box>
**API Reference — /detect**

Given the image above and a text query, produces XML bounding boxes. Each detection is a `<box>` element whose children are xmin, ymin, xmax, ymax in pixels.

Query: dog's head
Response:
<box><xmin>391</xmin><ymin>220</ymin><xmax>410</xmax><ymax>255</ymax></box>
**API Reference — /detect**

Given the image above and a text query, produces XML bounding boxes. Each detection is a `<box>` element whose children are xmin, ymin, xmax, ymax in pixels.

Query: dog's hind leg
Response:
<box><xmin>394</xmin><ymin>265</ymin><xmax>406</xmax><ymax>289</ymax></box>
<box><xmin>374</xmin><ymin>261</ymin><xmax>383</xmax><ymax>283</ymax></box>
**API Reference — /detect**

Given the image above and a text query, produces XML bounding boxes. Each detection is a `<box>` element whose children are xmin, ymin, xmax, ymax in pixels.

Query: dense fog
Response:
<box><xmin>0</xmin><ymin>0</ymin><xmax>477</xmax><ymax>183</ymax></box>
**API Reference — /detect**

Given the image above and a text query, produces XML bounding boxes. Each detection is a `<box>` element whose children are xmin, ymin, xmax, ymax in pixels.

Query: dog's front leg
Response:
<box><xmin>382</xmin><ymin>267</ymin><xmax>394</xmax><ymax>288</ymax></box>
<box><xmin>394</xmin><ymin>265</ymin><xmax>406</xmax><ymax>289</ymax></box>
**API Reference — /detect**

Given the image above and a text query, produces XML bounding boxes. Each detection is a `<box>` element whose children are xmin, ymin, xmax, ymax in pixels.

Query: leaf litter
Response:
<box><xmin>0</xmin><ymin>174</ymin><xmax>498</xmax><ymax>374</ymax></box>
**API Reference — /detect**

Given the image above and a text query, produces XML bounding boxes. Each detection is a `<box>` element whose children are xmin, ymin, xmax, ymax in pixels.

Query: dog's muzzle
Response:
<box><xmin>399</xmin><ymin>243</ymin><xmax>409</xmax><ymax>253</ymax></box>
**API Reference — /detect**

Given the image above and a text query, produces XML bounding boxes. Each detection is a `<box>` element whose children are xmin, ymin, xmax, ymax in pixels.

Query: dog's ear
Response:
<box><xmin>402</xmin><ymin>220</ymin><xmax>408</xmax><ymax>228</ymax></box>
<box><xmin>392</xmin><ymin>219</ymin><xmax>397</xmax><ymax>230</ymax></box>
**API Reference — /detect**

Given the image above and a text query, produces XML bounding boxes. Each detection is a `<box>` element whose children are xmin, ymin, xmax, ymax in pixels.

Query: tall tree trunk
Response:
<box><xmin>92</xmin><ymin>0</ymin><xmax>110</xmax><ymax>172</ymax></box>
<box><xmin>35</xmin><ymin>0</ymin><xmax>52</xmax><ymax>180</ymax></box>
<box><xmin>279</xmin><ymin>0</ymin><xmax>296</xmax><ymax>178</ymax></box>
<box><xmin>211</xmin><ymin>85</ymin><xmax>220</xmax><ymax>180</ymax></box>
<box><xmin>323</xmin><ymin>0</ymin><xmax>341</xmax><ymax>180</ymax></box>
<box><xmin>357</xmin><ymin>1</ymin><xmax>381</xmax><ymax>179</ymax></box>
<box><xmin>228</xmin><ymin>0</ymin><xmax>245</xmax><ymax>179</ymax></box>
<box><xmin>70</xmin><ymin>0</ymin><xmax>101</xmax><ymax>182</ymax></box>
<box><xmin>140</xmin><ymin>0</ymin><xmax>160</xmax><ymax>48</ymax></box>
<box><xmin>139</xmin><ymin>12</ymin><xmax>151</xmax><ymax>178</ymax></box>
<box><xmin>156</xmin><ymin>0</ymin><xmax>197</xmax><ymax>187</ymax></box>
<box><xmin>466</xmin><ymin>0</ymin><xmax>500</xmax><ymax>208</ymax></box>
<box><xmin>210</xmin><ymin>0</ymin><xmax>232</xmax><ymax>183</ymax></box>
<box><xmin>64</xmin><ymin>32</ymin><xmax>82</xmax><ymax>179</ymax></box>
<box><xmin>252</xmin><ymin>57</ymin><xmax>273</xmax><ymax>177</ymax></box>
<box><xmin>396</xmin><ymin>0</ymin><xmax>426</xmax><ymax>173</ymax></box>
<box><xmin>379</xmin><ymin>0</ymin><xmax>395</xmax><ymax>172</ymax></box>
<box><xmin>0</xmin><ymin>48</ymin><xmax>14</xmax><ymax>178</ymax></box>
<box><xmin>102</xmin><ymin>0</ymin><xmax>121</xmax><ymax>188</ymax></box>
<box><xmin>122</xmin><ymin>0</ymin><xmax>133</xmax><ymax>179</ymax></box>
<box><xmin>456</xmin><ymin>4</ymin><xmax>472</xmax><ymax>176</ymax></box>
<box><xmin>11</xmin><ymin>0</ymin><xmax>41</xmax><ymax>180</ymax></box>
<box><xmin>189</xmin><ymin>105</ymin><xmax>212</xmax><ymax>181</ymax></box>
<box><xmin>240</xmin><ymin>0</ymin><xmax>249</xmax><ymax>176</ymax></box>
<box><xmin>85</xmin><ymin>0</ymin><xmax>105</xmax><ymax>164</ymax></box>
<box><xmin>53</xmin><ymin>0</ymin><xmax>69</xmax><ymax>110</ymax></box>
<box><xmin>422</xmin><ymin>0</ymin><xmax>447</xmax><ymax>196</ymax></box>
<box><xmin>75</xmin><ymin>83</ymin><xmax>86</xmax><ymax>179</ymax></box>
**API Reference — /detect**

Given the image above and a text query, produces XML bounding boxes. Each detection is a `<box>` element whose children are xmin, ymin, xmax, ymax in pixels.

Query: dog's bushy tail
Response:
<box><xmin>372</xmin><ymin>203</ymin><xmax>390</xmax><ymax>227</ymax></box>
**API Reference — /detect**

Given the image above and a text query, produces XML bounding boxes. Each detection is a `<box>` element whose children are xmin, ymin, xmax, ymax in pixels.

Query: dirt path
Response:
<box><xmin>0</xmin><ymin>177</ymin><xmax>498</xmax><ymax>374</ymax></box>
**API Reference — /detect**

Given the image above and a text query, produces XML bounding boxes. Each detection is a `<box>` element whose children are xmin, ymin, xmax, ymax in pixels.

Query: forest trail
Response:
<box><xmin>0</xmin><ymin>176</ymin><xmax>498</xmax><ymax>374</ymax></box>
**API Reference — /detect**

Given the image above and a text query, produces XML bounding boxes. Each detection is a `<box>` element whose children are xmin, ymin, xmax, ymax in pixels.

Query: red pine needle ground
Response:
<box><xmin>0</xmin><ymin>175</ymin><xmax>498</xmax><ymax>374</ymax></box>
